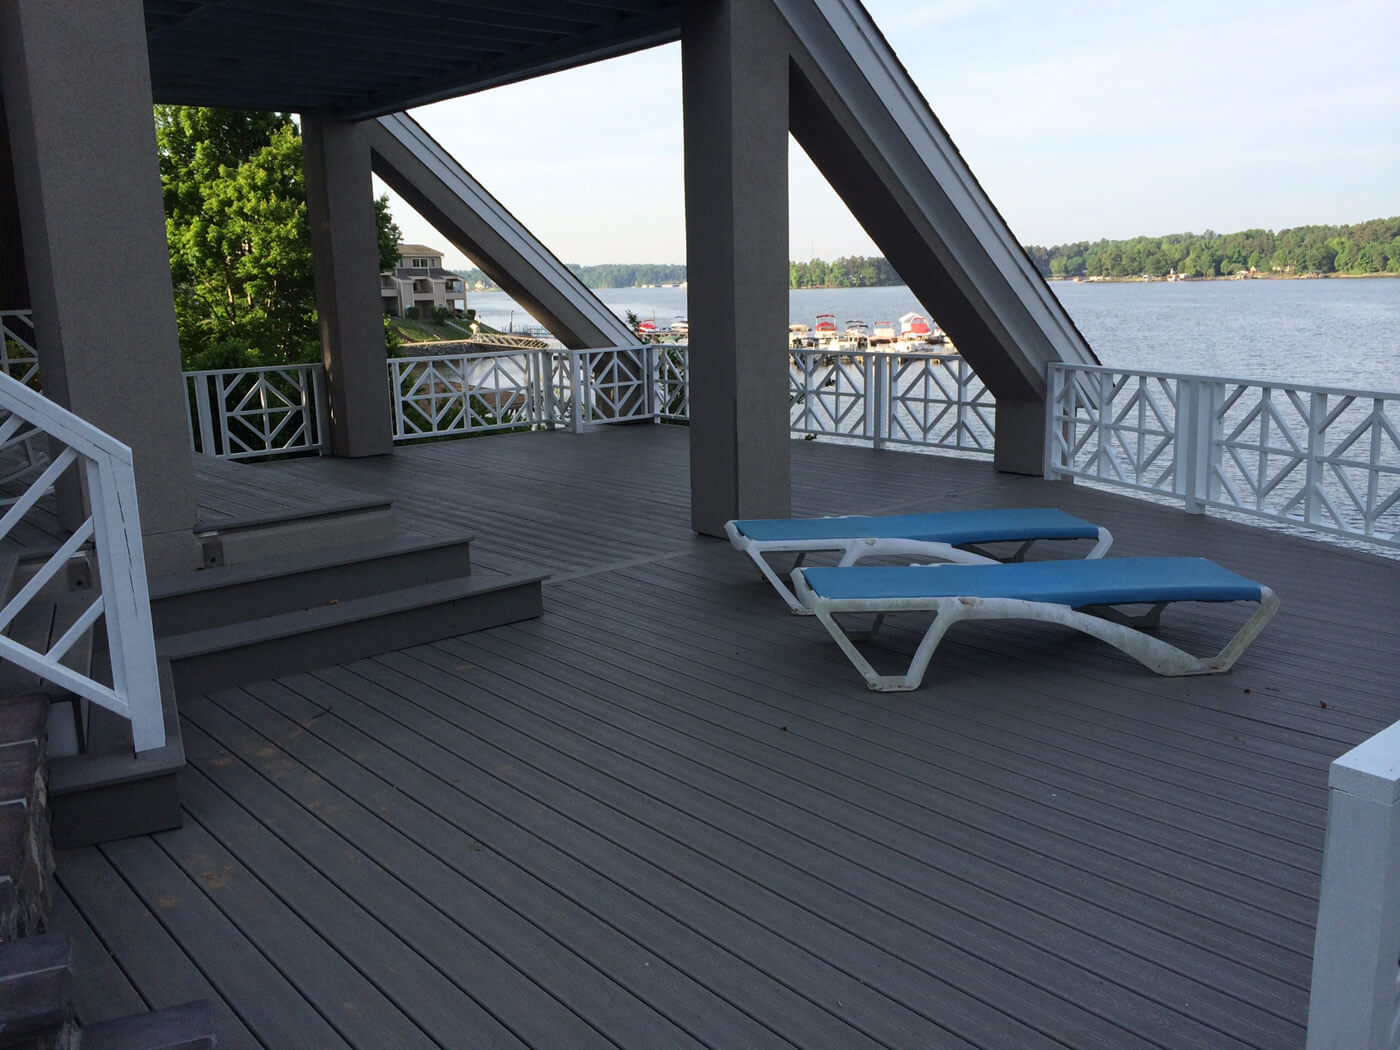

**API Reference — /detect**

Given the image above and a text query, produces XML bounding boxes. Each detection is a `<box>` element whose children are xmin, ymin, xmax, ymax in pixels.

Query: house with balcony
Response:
<box><xmin>0</xmin><ymin>2</ymin><xmax>1398</xmax><ymax>1049</ymax></box>
<box><xmin>380</xmin><ymin>243</ymin><xmax>467</xmax><ymax>318</ymax></box>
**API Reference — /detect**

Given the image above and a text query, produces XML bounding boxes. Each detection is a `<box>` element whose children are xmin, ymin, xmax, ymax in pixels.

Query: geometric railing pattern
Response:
<box><xmin>186</xmin><ymin>364</ymin><xmax>328</xmax><ymax>460</ymax></box>
<box><xmin>0</xmin><ymin>371</ymin><xmax>165</xmax><ymax>752</ymax></box>
<box><xmin>390</xmin><ymin>351</ymin><xmax>542</xmax><ymax>440</ymax></box>
<box><xmin>790</xmin><ymin>350</ymin><xmax>993</xmax><ymax>455</ymax></box>
<box><xmin>0</xmin><ymin>310</ymin><xmax>41</xmax><ymax>387</ymax></box>
<box><xmin>884</xmin><ymin>354</ymin><xmax>994</xmax><ymax>453</ymax></box>
<box><xmin>1047</xmin><ymin>363</ymin><xmax>1400</xmax><ymax>549</ymax></box>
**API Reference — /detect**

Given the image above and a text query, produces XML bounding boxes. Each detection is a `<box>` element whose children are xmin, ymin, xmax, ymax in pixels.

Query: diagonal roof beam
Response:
<box><xmin>776</xmin><ymin>0</ymin><xmax>1096</xmax><ymax>412</ymax></box>
<box><xmin>365</xmin><ymin>112</ymin><xmax>634</xmax><ymax>349</ymax></box>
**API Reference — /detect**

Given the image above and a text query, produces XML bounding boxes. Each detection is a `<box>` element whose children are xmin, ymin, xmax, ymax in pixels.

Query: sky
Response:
<box><xmin>378</xmin><ymin>0</ymin><xmax>1400</xmax><ymax>269</ymax></box>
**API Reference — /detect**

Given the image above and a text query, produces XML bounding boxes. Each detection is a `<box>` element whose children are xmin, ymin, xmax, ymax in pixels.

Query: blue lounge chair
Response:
<box><xmin>725</xmin><ymin>508</ymin><xmax>1112</xmax><ymax>613</ymax></box>
<box><xmin>791</xmin><ymin>557</ymin><xmax>1279</xmax><ymax>690</ymax></box>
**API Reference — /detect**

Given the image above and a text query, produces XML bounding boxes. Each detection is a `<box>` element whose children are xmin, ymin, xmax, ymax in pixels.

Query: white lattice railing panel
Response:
<box><xmin>790</xmin><ymin>353</ymin><xmax>870</xmax><ymax>439</ymax></box>
<box><xmin>1</xmin><ymin>311</ymin><xmax>40</xmax><ymax>387</ymax></box>
<box><xmin>1315</xmin><ymin>395</ymin><xmax>1400</xmax><ymax>540</ymax></box>
<box><xmin>1047</xmin><ymin>363</ymin><xmax>1400</xmax><ymax>550</ymax></box>
<box><xmin>0</xmin><ymin>371</ymin><xmax>164</xmax><ymax>752</ymax></box>
<box><xmin>655</xmin><ymin>346</ymin><xmax>689</xmax><ymax>421</ymax></box>
<box><xmin>187</xmin><ymin>364</ymin><xmax>326</xmax><ymax>459</ymax></box>
<box><xmin>580</xmin><ymin>349</ymin><xmax>651</xmax><ymax>423</ymax></box>
<box><xmin>390</xmin><ymin>352</ymin><xmax>541</xmax><ymax>441</ymax></box>
<box><xmin>884</xmin><ymin>354</ymin><xmax>994</xmax><ymax>452</ymax></box>
<box><xmin>1213</xmin><ymin>384</ymin><xmax>1311</xmax><ymax>515</ymax></box>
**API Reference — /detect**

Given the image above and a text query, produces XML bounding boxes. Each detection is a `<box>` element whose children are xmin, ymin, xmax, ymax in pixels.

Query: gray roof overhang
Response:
<box><xmin>145</xmin><ymin>0</ymin><xmax>681</xmax><ymax>118</ymax></box>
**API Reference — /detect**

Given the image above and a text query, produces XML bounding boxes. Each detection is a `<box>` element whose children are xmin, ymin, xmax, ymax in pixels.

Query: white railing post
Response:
<box><xmin>85</xmin><ymin>456</ymin><xmax>164</xmax><ymax>751</ymax></box>
<box><xmin>540</xmin><ymin>350</ymin><xmax>557</xmax><ymax>428</ymax></box>
<box><xmin>1043</xmin><ymin>363</ymin><xmax>1064</xmax><ymax>479</ymax></box>
<box><xmin>1177</xmin><ymin>377</ymin><xmax>1217</xmax><ymax>514</ymax></box>
<box><xmin>1092</xmin><ymin>370</ymin><xmax>1113</xmax><ymax>481</ymax></box>
<box><xmin>570</xmin><ymin>351</ymin><xmax>586</xmax><ymax>434</ymax></box>
<box><xmin>1307</xmin><ymin>720</ymin><xmax>1400</xmax><ymax>1049</ymax></box>
<box><xmin>191</xmin><ymin>373</ymin><xmax>217</xmax><ymax>456</ymax></box>
<box><xmin>1304</xmin><ymin>391</ymin><xmax>1327</xmax><ymax>527</ymax></box>
<box><xmin>871</xmin><ymin>353</ymin><xmax>888</xmax><ymax>449</ymax></box>
<box><xmin>645</xmin><ymin>346</ymin><xmax>658</xmax><ymax>418</ymax></box>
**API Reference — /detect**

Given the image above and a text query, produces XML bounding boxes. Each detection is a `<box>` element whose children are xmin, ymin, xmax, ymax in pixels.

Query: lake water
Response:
<box><xmin>468</xmin><ymin>278</ymin><xmax>1400</xmax><ymax>392</ymax></box>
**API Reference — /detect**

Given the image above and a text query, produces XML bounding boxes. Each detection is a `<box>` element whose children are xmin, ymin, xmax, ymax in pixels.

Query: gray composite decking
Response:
<box><xmin>51</xmin><ymin>425</ymin><xmax>1400</xmax><ymax>1049</ymax></box>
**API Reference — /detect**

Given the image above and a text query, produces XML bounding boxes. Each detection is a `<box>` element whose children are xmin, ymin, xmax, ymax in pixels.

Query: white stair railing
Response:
<box><xmin>1307</xmin><ymin>721</ymin><xmax>1400</xmax><ymax>1049</ymax></box>
<box><xmin>0</xmin><ymin>371</ymin><xmax>164</xmax><ymax>752</ymax></box>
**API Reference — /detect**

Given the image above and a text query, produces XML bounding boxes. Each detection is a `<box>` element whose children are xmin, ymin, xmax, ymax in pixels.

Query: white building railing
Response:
<box><xmin>185</xmin><ymin>364</ymin><xmax>328</xmax><ymax>460</ymax></box>
<box><xmin>0</xmin><ymin>371</ymin><xmax>164</xmax><ymax>752</ymax></box>
<box><xmin>1307</xmin><ymin>721</ymin><xmax>1400</xmax><ymax>1049</ymax></box>
<box><xmin>1046</xmin><ymin>363</ymin><xmax>1400</xmax><ymax>551</ymax></box>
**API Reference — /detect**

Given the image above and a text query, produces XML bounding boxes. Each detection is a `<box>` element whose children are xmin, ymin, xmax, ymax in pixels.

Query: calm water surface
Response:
<box><xmin>468</xmin><ymin>278</ymin><xmax>1400</xmax><ymax>392</ymax></box>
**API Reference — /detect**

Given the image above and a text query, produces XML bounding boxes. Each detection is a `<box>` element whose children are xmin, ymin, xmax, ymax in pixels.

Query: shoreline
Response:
<box><xmin>1045</xmin><ymin>271</ymin><xmax>1400</xmax><ymax>284</ymax></box>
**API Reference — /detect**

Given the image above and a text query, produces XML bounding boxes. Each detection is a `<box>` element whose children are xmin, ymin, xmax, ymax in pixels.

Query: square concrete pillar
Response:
<box><xmin>682</xmin><ymin>0</ymin><xmax>792</xmax><ymax>537</ymax></box>
<box><xmin>993</xmin><ymin>399</ymin><xmax>1049</xmax><ymax>475</ymax></box>
<box><xmin>1</xmin><ymin>0</ymin><xmax>199</xmax><ymax>574</ymax></box>
<box><xmin>302</xmin><ymin>113</ymin><xmax>393</xmax><ymax>458</ymax></box>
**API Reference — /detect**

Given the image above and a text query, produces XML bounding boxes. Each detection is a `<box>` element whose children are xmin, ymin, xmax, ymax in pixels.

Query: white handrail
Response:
<box><xmin>0</xmin><ymin>371</ymin><xmax>164</xmax><ymax>752</ymax></box>
<box><xmin>1307</xmin><ymin>721</ymin><xmax>1400</xmax><ymax>1049</ymax></box>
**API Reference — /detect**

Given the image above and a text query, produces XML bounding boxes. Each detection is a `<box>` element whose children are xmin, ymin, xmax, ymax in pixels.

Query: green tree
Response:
<box><xmin>375</xmin><ymin>195</ymin><xmax>401</xmax><ymax>273</ymax></box>
<box><xmin>156</xmin><ymin>105</ymin><xmax>400</xmax><ymax>370</ymax></box>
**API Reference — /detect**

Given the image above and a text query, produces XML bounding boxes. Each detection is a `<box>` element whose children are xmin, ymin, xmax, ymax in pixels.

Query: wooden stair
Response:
<box><xmin>152</xmin><ymin>530</ymin><xmax>543</xmax><ymax>696</ymax></box>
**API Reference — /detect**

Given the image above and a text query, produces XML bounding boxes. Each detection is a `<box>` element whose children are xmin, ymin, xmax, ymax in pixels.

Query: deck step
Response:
<box><xmin>161</xmin><ymin>571</ymin><xmax>544</xmax><ymax>697</ymax></box>
<box><xmin>149</xmin><ymin>530</ymin><xmax>475</xmax><ymax>635</ymax></box>
<box><xmin>193</xmin><ymin>494</ymin><xmax>396</xmax><ymax>567</ymax></box>
<box><xmin>0</xmin><ymin>931</ymin><xmax>72</xmax><ymax>1045</ymax></box>
<box><xmin>80</xmin><ymin>1000</ymin><xmax>214</xmax><ymax>1050</ymax></box>
<box><xmin>48</xmin><ymin>660</ymin><xmax>184</xmax><ymax>851</ymax></box>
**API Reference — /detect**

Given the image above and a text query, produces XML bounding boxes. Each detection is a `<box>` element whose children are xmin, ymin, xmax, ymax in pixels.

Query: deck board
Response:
<box><xmin>51</xmin><ymin>425</ymin><xmax>1400</xmax><ymax>1049</ymax></box>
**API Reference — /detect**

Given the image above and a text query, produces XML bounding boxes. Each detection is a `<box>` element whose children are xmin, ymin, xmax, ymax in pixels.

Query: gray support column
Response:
<box><xmin>681</xmin><ymin>0</ymin><xmax>792</xmax><ymax>536</ymax></box>
<box><xmin>302</xmin><ymin>113</ymin><xmax>393</xmax><ymax>458</ymax></box>
<box><xmin>0</xmin><ymin>0</ymin><xmax>199</xmax><ymax>573</ymax></box>
<box><xmin>992</xmin><ymin>401</ymin><xmax>1049</xmax><ymax>475</ymax></box>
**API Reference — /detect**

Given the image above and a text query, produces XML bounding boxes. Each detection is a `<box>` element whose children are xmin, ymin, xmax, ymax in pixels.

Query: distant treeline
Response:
<box><xmin>453</xmin><ymin>216</ymin><xmax>1400</xmax><ymax>289</ymax></box>
<box><xmin>788</xmin><ymin>256</ymin><xmax>902</xmax><ymax>288</ymax></box>
<box><xmin>458</xmin><ymin>263</ymin><xmax>687</xmax><ymax>290</ymax></box>
<box><xmin>1027</xmin><ymin>217</ymin><xmax>1400</xmax><ymax>278</ymax></box>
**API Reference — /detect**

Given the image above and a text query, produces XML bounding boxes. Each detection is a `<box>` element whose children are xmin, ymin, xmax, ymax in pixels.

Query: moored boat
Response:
<box><xmin>871</xmin><ymin>319</ymin><xmax>897</xmax><ymax>345</ymax></box>
<box><xmin>788</xmin><ymin>323</ymin><xmax>814</xmax><ymax>349</ymax></box>
<box><xmin>899</xmin><ymin>311</ymin><xmax>946</xmax><ymax>345</ymax></box>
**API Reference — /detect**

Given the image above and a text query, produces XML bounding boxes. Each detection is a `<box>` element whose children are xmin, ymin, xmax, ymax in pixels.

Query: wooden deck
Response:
<box><xmin>51</xmin><ymin>425</ymin><xmax>1400</xmax><ymax>1049</ymax></box>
